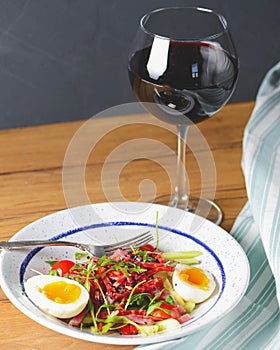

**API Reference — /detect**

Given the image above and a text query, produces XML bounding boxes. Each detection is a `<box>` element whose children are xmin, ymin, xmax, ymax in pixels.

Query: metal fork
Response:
<box><xmin>0</xmin><ymin>231</ymin><xmax>154</xmax><ymax>258</ymax></box>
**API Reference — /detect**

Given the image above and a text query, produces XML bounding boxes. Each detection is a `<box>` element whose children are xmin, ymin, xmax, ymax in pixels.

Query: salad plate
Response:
<box><xmin>0</xmin><ymin>202</ymin><xmax>250</xmax><ymax>345</ymax></box>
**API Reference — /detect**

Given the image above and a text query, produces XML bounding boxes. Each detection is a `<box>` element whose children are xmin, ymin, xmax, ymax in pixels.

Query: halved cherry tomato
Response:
<box><xmin>51</xmin><ymin>259</ymin><xmax>75</xmax><ymax>276</ymax></box>
<box><xmin>160</xmin><ymin>303</ymin><xmax>174</xmax><ymax>311</ymax></box>
<box><xmin>162</xmin><ymin>303</ymin><xmax>181</xmax><ymax>319</ymax></box>
<box><xmin>139</xmin><ymin>244</ymin><xmax>155</xmax><ymax>252</ymax></box>
<box><xmin>152</xmin><ymin>309</ymin><xmax>171</xmax><ymax>319</ymax></box>
<box><xmin>152</xmin><ymin>303</ymin><xmax>181</xmax><ymax>320</ymax></box>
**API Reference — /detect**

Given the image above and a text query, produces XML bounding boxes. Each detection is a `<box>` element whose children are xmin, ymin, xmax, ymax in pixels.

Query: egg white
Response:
<box><xmin>25</xmin><ymin>275</ymin><xmax>89</xmax><ymax>319</ymax></box>
<box><xmin>172</xmin><ymin>264</ymin><xmax>216</xmax><ymax>303</ymax></box>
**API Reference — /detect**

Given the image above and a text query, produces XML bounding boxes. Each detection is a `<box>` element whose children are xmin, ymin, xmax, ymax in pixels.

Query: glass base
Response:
<box><xmin>154</xmin><ymin>194</ymin><xmax>223</xmax><ymax>225</ymax></box>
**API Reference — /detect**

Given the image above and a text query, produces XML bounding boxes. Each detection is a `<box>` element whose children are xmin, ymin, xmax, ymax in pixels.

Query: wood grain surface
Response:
<box><xmin>0</xmin><ymin>101</ymin><xmax>255</xmax><ymax>349</ymax></box>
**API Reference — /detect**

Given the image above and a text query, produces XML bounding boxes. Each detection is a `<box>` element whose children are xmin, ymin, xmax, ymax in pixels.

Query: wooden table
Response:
<box><xmin>0</xmin><ymin>101</ymin><xmax>254</xmax><ymax>349</ymax></box>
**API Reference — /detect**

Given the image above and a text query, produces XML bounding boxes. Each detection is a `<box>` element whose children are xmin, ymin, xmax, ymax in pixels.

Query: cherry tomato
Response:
<box><xmin>152</xmin><ymin>303</ymin><xmax>181</xmax><ymax>320</ymax></box>
<box><xmin>139</xmin><ymin>244</ymin><xmax>155</xmax><ymax>252</ymax></box>
<box><xmin>160</xmin><ymin>303</ymin><xmax>174</xmax><ymax>311</ymax></box>
<box><xmin>152</xmin><ymin>309</ymin><xmax>171</xmax><ymax>319</ymax></box>
<box><xmin>51</xmin><ymin>259</ymin><xmax>75</xmax><ymax>276</ymax></box>
<box><xmin>162</xmin><ymin>303</ymin><xmax>181</xmax><ymax>319</ymax></box>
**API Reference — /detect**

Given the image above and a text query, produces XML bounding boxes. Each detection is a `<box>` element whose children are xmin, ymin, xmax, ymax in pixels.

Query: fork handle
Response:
<box><xmin>0</xmin><ymin>240</ymin><xmax>79</xmax><ymax>251</ymax></box>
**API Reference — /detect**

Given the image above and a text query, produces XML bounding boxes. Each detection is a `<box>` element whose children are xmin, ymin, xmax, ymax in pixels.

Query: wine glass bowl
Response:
<box><xmin>128</xmin><ymin>7</ymin><xmax>238</xmax><ymax>224</ymax></box>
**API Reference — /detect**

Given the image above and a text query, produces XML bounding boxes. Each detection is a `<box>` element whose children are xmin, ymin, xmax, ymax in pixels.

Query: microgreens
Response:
<box><xmin>74</xmin><ymin>252</ymin><xmax>89</xmax><ymax>260</ymax></box>
<box><xmin>42</xmin><ymin>218</ymin><xmax>202</xmax><ymax>336</ymax></box>
<box><xmin>45</xmin><ymin>260</ymin><xmax>59</xmax><ymax>267</ymax></box>
<box><xmin>95</xmin><ymin>311</ymin><xmax>148</xmax><ymax>335</ymax></box>
<box><xmin>128</xmin><ymin>292</ymin><xmax>153</xmax><ymax>309</ymax></box>
<box><xmin>124</xmin><ymin>280</ymin><xmax>146</xmax><ymax>310</ymax></box>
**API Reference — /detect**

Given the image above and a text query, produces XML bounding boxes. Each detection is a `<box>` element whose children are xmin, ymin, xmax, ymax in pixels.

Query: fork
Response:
<box><xmin>0</xmin><ymin>231</ymin><xmax>154</xmax><ymax>258</ymax></box>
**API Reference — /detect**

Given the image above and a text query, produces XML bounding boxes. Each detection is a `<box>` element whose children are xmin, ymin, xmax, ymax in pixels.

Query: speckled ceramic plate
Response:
<box><xmin>0</xmin><ymin>202</ymin><xmax>250</xmax><ymax>345</ymax></box>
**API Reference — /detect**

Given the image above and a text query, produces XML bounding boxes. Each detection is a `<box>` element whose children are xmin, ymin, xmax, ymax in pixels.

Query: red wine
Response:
<box><xmin>128</xmin><ymin>42</ymin><xmax>238</xmax><ymax>125</ymax></box>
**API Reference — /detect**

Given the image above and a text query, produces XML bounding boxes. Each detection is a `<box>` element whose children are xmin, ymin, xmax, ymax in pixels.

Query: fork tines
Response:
<box><xmin>104</xmin><ymin>231</ymin><xmax>153</xmax><ymax>254</ymax></box>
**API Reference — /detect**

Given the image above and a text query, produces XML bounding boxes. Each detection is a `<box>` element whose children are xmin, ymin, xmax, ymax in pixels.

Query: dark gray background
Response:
<box><xmin>0</xmin><ymin>0</ymin><xmax>279</xmax><ymax>129</ymax></box>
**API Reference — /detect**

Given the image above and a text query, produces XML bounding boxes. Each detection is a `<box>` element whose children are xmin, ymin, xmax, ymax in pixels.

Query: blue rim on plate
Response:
<box><xmin>0</xmin><ymin>202</ymin><xmax>250</xmax><ymax>345</ymax></box>
<box><xmin>19</xmin><ymin>221</ymin><xmax>226</xmax><ymax>327</ymax></box>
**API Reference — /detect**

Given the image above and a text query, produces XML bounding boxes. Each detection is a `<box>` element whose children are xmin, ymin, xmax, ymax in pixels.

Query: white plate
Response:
<box><xmin>0</xmin><ymin>202</ymin><xmax>250</xmax><ymax>345</ymax></box>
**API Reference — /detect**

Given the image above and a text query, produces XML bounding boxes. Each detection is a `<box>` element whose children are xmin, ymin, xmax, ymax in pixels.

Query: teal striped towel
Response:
<box><xmin>136</xmin><ymin>62</ymin><xmax>280</xmax><ymax>350</ymax></box>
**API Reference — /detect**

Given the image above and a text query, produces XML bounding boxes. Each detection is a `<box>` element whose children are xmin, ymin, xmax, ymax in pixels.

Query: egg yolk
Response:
<box><xmin>179</xmin><ymin>267</ymin><xmax>210</xmax><ymax>291</ymax></box>
<box><xmin>40</xmin><ymin>281</ymin><xmax>81</xmax><ymax>304</ymax></box>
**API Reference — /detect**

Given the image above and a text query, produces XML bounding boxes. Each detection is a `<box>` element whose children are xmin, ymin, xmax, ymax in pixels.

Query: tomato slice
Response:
<box><xmin>51</xmin><ymin>259</ymin><xmax>75</xmax><ymax>276</ymax></box>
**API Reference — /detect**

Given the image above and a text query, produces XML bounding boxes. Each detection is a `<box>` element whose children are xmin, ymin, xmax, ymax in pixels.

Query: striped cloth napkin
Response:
<box><xmin>136</xmin><ymin>61</ymin><xmax>280</xmax><ymax>350</ymax></box>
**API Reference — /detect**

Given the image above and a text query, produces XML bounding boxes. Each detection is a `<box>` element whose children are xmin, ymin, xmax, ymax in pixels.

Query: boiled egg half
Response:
<box><xmin>25</xmin><ymin>275</ymin><xmax>89</xmax><ymax>319</ymax></box>
<box><xmin>172</xmin><ymin>264</ymin><xmax>216</xmax><ymax>303</ymax></box>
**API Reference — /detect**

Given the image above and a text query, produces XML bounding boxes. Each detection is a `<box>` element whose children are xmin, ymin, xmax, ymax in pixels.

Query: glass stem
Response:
<box><xmin>172</xmin><ymin>124</ymin><xmax>189</xmax><ymax>208</ymax></box>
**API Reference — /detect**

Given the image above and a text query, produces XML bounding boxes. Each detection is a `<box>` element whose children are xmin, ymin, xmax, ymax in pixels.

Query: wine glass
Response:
<box><xmin>128</xmin><ymin>7</ymin><xmax>238</xmax><ymax>224</ymax></box>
